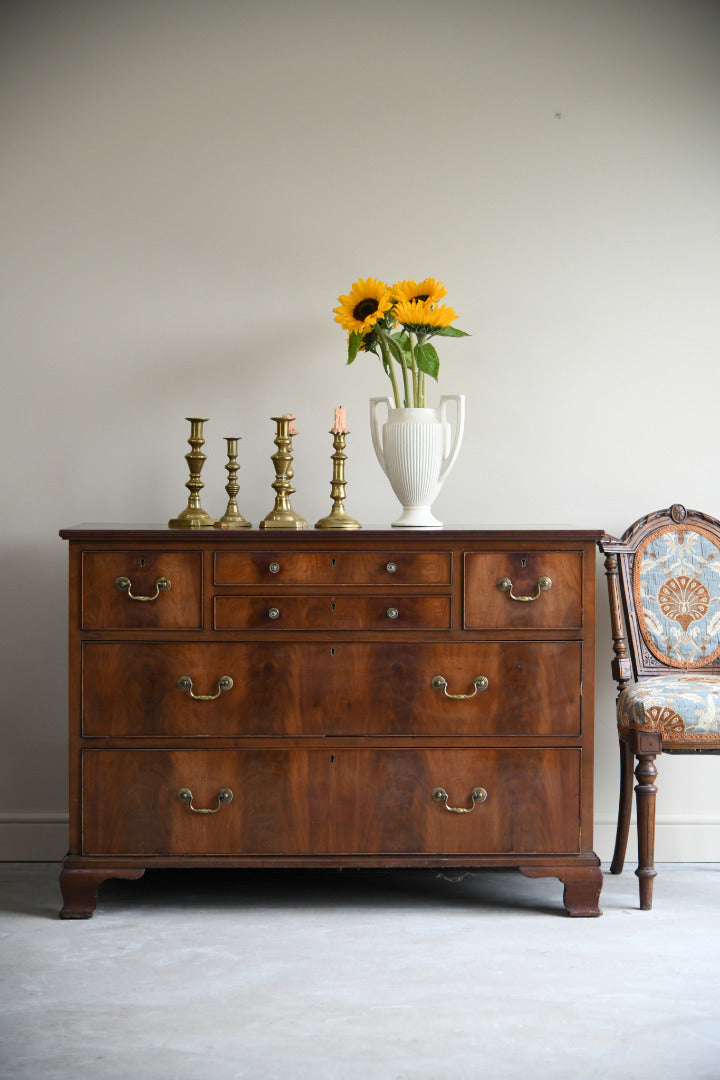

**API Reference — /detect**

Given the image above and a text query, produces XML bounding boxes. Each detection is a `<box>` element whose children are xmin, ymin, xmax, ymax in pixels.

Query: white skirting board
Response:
<box><xmin>1</xmin><ymin>813</ymin><xmax>719</xmax><ymax>863</ymax></box>
<box><xmin>593</xmin><ymin>816</ymin><xmax>720</xmax><ymax>863</ymax></box>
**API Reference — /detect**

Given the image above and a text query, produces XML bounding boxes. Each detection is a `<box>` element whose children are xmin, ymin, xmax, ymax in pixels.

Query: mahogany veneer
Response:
<box><xmin>59</xmin><ymin>525</ymin><xmax>603</xmax><ymax>918</ymax></box>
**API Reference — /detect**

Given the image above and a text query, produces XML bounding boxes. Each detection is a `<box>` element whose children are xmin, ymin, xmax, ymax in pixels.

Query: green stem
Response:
<box><xmin>408</xmin><ymin>332</ymin><xmax>419</xmax><ymax>406</ymax></box>
<box><xmin>386</xmin><ymin>329</ymin><xmax>411</xmax><ymax>406</ymax></box>
<box><xmin>378</xmin><ymin>334</ymin><xmax>401</xmax><ymax>408</ymax></box>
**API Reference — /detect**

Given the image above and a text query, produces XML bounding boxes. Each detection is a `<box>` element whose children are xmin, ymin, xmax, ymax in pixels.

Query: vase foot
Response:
<box><xmin>391</xmin><ymin>507</ymin><xmax>443</xmax><ymax>528</ymax></box>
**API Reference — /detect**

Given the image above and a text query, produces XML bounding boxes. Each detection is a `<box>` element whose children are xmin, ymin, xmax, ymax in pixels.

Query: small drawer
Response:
<box><xmin>213</xmin><ymin>594</ymin><xmax>451</xmax><ymax>631</ymax></box>
<box><xmin>81</xmin><ymin>551</ymin><xmax>202</xmax><ymax>630</ymax></box>
<box><xmin>81</xmin><ymin>748</ymin><xmax>581</xmax><ymax>856</ymax></box>
<box><xmin>464</xmin><ymin>551</ymin><xmax>583</xmax><ymax>630</ymax></box>
<box><xmin>214</xmin><ymin>550</ymin><xmax>451</xmax><ymax>586</ymax></box>
<box><xmin>81</xmin><ymin>641</ymin><xmax>581</xmax><ymax>738</ymax></box>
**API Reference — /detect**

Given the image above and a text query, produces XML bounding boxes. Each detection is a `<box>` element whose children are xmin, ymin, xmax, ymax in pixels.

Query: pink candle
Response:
<box><xmin>281</xmin><ymin>413</ymin><xmax>299</xmax><ymax>435</ymax></box>
<box><xmin>332</xmin><ymin>405</ymin><xmax>348</xmax><ymax>433</ymax></box>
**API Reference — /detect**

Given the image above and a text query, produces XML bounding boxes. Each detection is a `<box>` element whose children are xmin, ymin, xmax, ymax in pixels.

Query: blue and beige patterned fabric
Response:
<box><xmin>634</xmin><ymin>526</ymin><xmax>720</xmax><ymax>668</ymax></box>
<box><xmin>618</xmin><ymin>674</ymin><xmax>720</xmax><ymax>740</ymax></box>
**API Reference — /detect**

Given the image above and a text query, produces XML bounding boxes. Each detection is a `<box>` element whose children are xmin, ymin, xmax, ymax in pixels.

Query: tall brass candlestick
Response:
<box><xmin>260</xmin><ymin>415</ymin><xmax>308</xmax><ymax>529</ymax></box>
<box><xmin>168</xmin><ymin>417</ymin><xmax>216</xmax><ymax>528</ymax></box>
<box><xmin>215</xmin><ymin>437</ymin><xmax>251</xmax><ymax>528</ymax></box>
<box><xmin>315</xmin><ymin>428</ymin><xmax>361</xmax><ymax>529</ymax></box>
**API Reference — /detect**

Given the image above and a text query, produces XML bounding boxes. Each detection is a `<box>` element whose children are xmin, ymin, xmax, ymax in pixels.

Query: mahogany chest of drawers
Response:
<box><xmin>59</xmin><ymin>525</ymin><xmax>603</xmax><ymax>917</ymax></box>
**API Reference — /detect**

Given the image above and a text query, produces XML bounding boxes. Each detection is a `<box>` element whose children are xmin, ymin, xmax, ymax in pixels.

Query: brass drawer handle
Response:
<box><xmin>177</xmin><ymin>787</ymin><xmax>233</xmax><ymax>814</ymax></box>
<box><xmin>177</xmin><ymin>675</ymin><xmax>233</xmax><ymax>700</ymax></box>
<box><xmin>496</xmin><ymin>575</ymin><xmax>552</xmax><ymax>602</ymax></box>
<box><xmin>432</xmin><ymin>786</ymin><xmax>487</xmax><ymax>813</ymax></box>
<box><xmin>432</xmin><ymin>674</ymin><xmax>488</xmax><ymax>699</ymax></box>
<box><xmin>268</xmin><ymin>561</ymin><xmax>280</xmax><ymax>574</ymax></box>
<box><xmin>114</xmin><ymin>575</ymin><xmax>171</xmax><ymax>601</ymax></box>
<box><xmin>386</xmin><ymin>606</ymin><xmax>399</xmax><ymax>620</ymax></box>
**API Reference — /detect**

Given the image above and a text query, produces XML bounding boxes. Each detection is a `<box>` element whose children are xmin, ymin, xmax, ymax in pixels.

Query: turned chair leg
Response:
<box><xmin>634</xmin><ymin>751</ymin><xmax>659</xmax><ymax>910</ymax></box>
<box><xmin>611</xmin><ymin>736</ymin><xmax>634</xmax><ymax>874</ymax></box>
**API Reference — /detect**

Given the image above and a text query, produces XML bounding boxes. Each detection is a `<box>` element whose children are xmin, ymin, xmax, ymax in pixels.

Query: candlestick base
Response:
<box><xmin>168</xmin><ymin>509</ymin><xmax>216</xmax><ymax>529</ymax></box>
<box><xmin>260</xmin><ymin>509</ymin><xmax>309</xmax><ymax>530</ymax></box>
<box><xmin>315</xmin><ymin>507</ymin><xmax>362</xmax><ymax>530</ymax></box>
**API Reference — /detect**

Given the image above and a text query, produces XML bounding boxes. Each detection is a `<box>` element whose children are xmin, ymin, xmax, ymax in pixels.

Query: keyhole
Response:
<box><xmin>330</xmin><ymin>755</ymin><xmax>335</xmax><ymax>764</ymax></box>
<box><xmin>330</xmin><ymin>647</ymin><xmax>335</xmax><ymax>657</ymax></box>
<box><xmin>331</xmin><ymin>601</ymin><xmax>336</xmax><ymax>613</ymax></box>
<box><xmin>521</xmin><ymin>556</ymin><xmax>527</xmax><ymax>568</ymax></box>
<box><xmin>331</xmin><ymin>557</ymin><xmax>336</xmax><ymax>568</ymax></box>
<box><xmin>139</xmin><ymin>557</ymin><xmax>146</xmax><ymax>568</ymax></box>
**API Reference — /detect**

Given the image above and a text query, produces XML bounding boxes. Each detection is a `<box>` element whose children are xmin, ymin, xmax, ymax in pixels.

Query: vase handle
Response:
<box><xmin>438</xmin><ymin>394</ymin><xmax>465</xmax><ymax>482</ymax></box>
<box><xmin>370</xmin><ymin>397</ymin><xmax>392</xmax><ymax>477</ymax></box>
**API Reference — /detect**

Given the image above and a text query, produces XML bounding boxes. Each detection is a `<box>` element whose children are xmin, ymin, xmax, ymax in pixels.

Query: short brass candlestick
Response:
<box><xmin>215</xmin><ymin>437</ymin><xmax>251</xmax><ymax>528</ymax></box>
<box><xmin>315</xmin><ymin>428</ymin><xmax>361</xmax><ymax>529</ymax></box>
<box><xmin>168</xmin><ymin>417</ymin><xmax>216</xmax><ymax>528</ymax></box>
<box><xmin>260</xmin><ymin>416</ymin><xmax>308</xmax><ymax>529</ymax></box>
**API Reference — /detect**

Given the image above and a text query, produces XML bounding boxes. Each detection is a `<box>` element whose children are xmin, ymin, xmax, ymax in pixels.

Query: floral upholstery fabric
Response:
<box><xmin>634</xmin><ymin>526</ymin><xmax>720</xmax><ymax>668</ymax></box>
<box><xmin>617</xmin><ymin>673</ymin><xmax>720</xmax><ymax>741</ymax></box>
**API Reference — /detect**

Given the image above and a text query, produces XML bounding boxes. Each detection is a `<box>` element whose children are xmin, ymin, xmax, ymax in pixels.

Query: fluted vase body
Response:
<box><xmin>370</xmin><ymin>396</ymin><xmax>465</xmax><ymax>527</ymax></box>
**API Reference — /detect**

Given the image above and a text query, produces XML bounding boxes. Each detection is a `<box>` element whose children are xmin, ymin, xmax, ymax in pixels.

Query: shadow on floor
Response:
<box><xmin>3</xmin><ymin>864</ymin><xmax>577</xmax><ymax>919</ymax></box>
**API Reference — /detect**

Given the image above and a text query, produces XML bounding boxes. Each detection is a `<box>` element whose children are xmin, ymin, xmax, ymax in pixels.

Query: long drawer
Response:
<box><xmin>81</xmin><ymin>640</ymin><xmax>583</xmax><ymax>737</ymax></box>
<box><xmin>213</xmin><ymin>594</ymin><xmax>451</xmax><ymax>631</ymax></box>
<box><xmin>214</xmin><ymin>550</ymin><xmax>452</xmax><ymax>585</ymax></box>
<box><xmin>81</xmin><ymin>748</ymin><xmax>581</xmax><ymax>856</ymax></box>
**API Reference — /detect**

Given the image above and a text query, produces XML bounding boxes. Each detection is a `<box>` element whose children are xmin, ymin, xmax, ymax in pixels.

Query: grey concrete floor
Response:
<box><xmin>1</xmin><ymin>863</ymin><xmax>719</xmax><ymax>1080</ymax></box>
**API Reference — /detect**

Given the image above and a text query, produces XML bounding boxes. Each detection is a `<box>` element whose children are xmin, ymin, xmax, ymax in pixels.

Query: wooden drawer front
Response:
<box><xmin>464</xmin><ymin>551</ymin><xmax>582</xmax><ymax>630</ymax></box>
<box><xmin>81</xmin><ymin>748</ymin><xmax>581</xmax><ymax>856</ymax></box>
<box><xmin>82</xmin><ymin>641</ymin><xmax>581</xmax><ymax>738</ymax></box>
<box><xmin>214</xmin><ymin>550</ymin><xmax>451</xmax><ymax>586</ymax></box>
<box><xmin>82</xmin><ymin>551</ymin><xmax>202</xmax><ymax>630</ymax></box>
<box><xmin>214</xmin><ymin>594</ymin><xmax>451</xmax><ymax>631</ymax></box>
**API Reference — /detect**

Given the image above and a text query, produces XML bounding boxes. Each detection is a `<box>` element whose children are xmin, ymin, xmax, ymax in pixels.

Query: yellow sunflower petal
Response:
<box><xmin>390</xmin><ymin>278</ymin><xmax>447</xmax><ymax>306</ymax></box>
<box><xmin>333</xmin><ymin>277</ymin><xmax>392</xmax><ymax>334</ymax></box>
<box><xmin>394</xmin><ymin>299</ymin><xmax>457</xmax><ymax>331</ymax></box>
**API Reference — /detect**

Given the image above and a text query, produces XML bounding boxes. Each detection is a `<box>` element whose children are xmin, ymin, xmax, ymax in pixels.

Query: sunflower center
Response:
<box><xmin>353</xmin><ymin>298</ymin><xmax>379</xmax><ymax>322</ymax></box>
<box><xmin>412</xmin><ymin>294</ymin><xmax>430</xmax><ymax>303</ymax></box>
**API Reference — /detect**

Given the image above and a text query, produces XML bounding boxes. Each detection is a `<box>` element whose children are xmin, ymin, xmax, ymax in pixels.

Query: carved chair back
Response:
<box><xmin>602</xmin><ymin>502</ymin><xmax>720</xmax><ymax>747</ymax></box>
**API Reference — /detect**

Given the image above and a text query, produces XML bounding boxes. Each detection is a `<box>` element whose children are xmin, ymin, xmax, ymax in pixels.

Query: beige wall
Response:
<box><xmin>2</xmin><ymin>0</ymin><xmax>719</xmax><ymax>861</ymax></box>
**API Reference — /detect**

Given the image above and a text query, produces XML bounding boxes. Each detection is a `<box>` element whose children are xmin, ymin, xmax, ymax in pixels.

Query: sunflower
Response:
<box><xmin>393</xmin><ymin>299</ymin><xmax>457</xmax><ymax>335</ymax></box>
<box><xmin>391</xmin><ymin>278</ymin><xmax>447</xmax><ymax>306</ymax></box>
<box><xmin>333</xmin><ymin>278</ymin><xmax>393</xmax><ymax>335</ymax></box>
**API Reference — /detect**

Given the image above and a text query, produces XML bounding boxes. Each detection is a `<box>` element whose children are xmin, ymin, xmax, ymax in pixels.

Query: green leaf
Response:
<box><xmin>434</xmin><ymin>326</ymin><xmax>470</xmax><ymax>338</ymax></box>
<box><xmin>415</xmin><ymin>342</ymin><xmax>440</xmax><ymax>380</ymax></box>
<box><xmin>346</xmin><ymin>331</ymin><xmax>363</xmax><ymax>364</ymax></box>
<box><xmin>386</xmin><ymin>334</ymin><xmax>410</xmax><ymax>366</ymax></box>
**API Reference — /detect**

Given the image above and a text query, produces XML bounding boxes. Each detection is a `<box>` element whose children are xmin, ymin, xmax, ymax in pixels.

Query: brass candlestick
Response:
<box><xmin>215</xmin><ymin>437</ymin><xmax>251</xmax><ymax>528</ymax></box>
<box><xmin>168</xmin><ymin>417</ymin><xmax>216</xmax><ymax>528</ymax></box>
<box><xmin>315</xmin><ymin>428</ymin><xmax>361</xmax><ymax>529</ymax></box>
<box><xmin>260</xmin><ymin>415</ymin><xmax>308</xmax><ymax>529</ymax></box>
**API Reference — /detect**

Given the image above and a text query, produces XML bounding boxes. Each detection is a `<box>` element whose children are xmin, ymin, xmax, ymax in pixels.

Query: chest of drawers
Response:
<box><xmin>58</xmin><ymin>525</ymin><xmax>603</xmax><ymax>917</ymax></box>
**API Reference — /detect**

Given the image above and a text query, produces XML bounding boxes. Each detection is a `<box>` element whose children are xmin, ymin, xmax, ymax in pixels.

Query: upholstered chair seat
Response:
<box><xmin>600</xmin><ymin>504</ymin><xmax>720</xmax><ymax>909</ymax></box>
<box><xmin>618</xmin><ymin>674</ymin><xmax>720</xmax><ymax>740</ymax></box>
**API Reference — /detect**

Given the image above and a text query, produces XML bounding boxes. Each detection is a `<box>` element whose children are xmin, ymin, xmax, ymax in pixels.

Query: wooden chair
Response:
<box><xmin>600</xmin><ymin>504</ymin><xmax>720</xmax><ymax>909</ymax></box>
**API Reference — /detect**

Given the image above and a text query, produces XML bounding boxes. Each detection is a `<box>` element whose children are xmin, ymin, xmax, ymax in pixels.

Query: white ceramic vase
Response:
<box><xmin>370</xmin><ymin>395</ymin><xmax>465</xmax><ymax>527</ymax></box>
